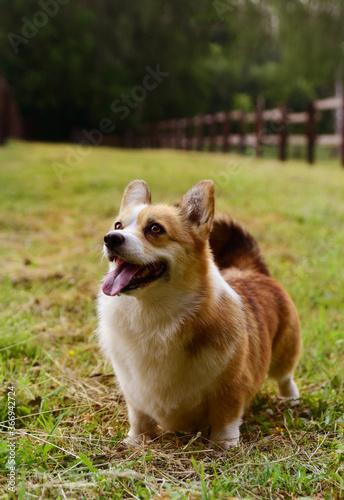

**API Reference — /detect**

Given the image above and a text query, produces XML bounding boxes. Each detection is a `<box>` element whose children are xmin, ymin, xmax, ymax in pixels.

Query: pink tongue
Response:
<box><xmin>102</xmin><ymin>261</ymin><xmax>143</xmax><ymax>296</ymax></box>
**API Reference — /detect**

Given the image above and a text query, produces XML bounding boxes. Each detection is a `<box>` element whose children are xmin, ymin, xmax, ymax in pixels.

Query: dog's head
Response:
<box><xmin>102</xmin><ymin>179</ymin><xmax>215</xmax><ymax>297</ymax></box>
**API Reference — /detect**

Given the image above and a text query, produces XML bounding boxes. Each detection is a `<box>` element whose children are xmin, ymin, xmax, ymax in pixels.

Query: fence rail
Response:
<box><xmin>126</xmin><ymin>95</ymin><xmax>344</xmax><ymax>167</ymax></box>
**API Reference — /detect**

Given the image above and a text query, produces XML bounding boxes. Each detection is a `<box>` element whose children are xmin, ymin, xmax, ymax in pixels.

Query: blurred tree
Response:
<box><xmin>0</xmin><ymin>0</ymin><xmax>343</xmax><ymax>140</ymax></box>
<box><xmin>270</xmin><ymin>0</ymin><xmax>344</xmax><ymax>103</ymax></box>
<box><xmin>205</xmin><ymin>0</ymin><xmax>273</xmax><ymax>111</ymax></box>
<box><xmin>0</xmin><ymin>0</ymin><xmax>103</xmax><ymax>139</ymax></box>
<box><xmin>0</xmin><ymin>0</ymin><xmax>215</xmax><ymax>139</ymax></box>
<box><xmin>207</xmin><ymin>0</ymin><xmax>344</xmax><ymax>111</ymax></box>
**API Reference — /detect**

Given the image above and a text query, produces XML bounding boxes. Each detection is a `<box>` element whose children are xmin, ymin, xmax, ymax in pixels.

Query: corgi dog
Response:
<box><xmin>97</xmin><ymin>180</ymin><xmax>301</xmax><ymax>449</ymax></box>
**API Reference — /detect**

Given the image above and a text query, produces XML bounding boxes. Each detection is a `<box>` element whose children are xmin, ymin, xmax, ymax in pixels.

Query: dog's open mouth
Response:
<box><xmin>102</xmin><ymin>258</ymin><xmax>167</xmax><ymax>296</ymax></box>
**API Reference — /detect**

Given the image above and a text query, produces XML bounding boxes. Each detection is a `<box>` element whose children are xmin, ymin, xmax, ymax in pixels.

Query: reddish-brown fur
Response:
<box><xmin>183</xmin><ymin>213</ymin><xmax>302</xmax><ymax>436</ymax></box>
<box><xmin>98</xmin><ymin>180</ymin><xmax>302</xmax><ymax>448</ymax></box>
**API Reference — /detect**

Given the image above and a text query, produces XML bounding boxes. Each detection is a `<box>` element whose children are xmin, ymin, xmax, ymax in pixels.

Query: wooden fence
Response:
<box><xmin>125</xmin><ymin>95</ymin><xmax>344</xmax><ymax>167</ymax></box>
<box><xmin>0</xmin><ymin>77</ymin><xmax>22</xmax><ymax>145</ymax></box>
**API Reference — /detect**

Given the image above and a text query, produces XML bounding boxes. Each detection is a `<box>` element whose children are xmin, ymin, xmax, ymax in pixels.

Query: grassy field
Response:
<box><xmin>0</xmin><ymin>141</ymin><xmax>343</xmax><ymax>499</ymax></box>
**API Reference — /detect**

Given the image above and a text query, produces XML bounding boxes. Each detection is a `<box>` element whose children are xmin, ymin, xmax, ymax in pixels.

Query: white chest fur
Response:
<box><xmin>97</xmin><ymin>291</ymin><xmax>230</xmax><ymax>430</ymax></box>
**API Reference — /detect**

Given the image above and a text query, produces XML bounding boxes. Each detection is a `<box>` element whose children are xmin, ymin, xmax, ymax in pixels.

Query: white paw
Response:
<box><xmin>213</xmin><ymin>436</ymin><xmax>239</xmax><ymax>450</ymax></box>
<box><xmin>210</xmin><ymin>418</ymin><xmax>242</xmax><ymax>450</ymax></box>
<box><xmin>118</xmin><ymin>434</ymin><xmax>148</xmax><ymax>450</ymax></box>
<box><xmin>278</xmin><ymin>396</ymin><xmax>300</xmax><ymax>407</ymax></box>
<box><xmin>278</xmin><ymin>376</ymin><xmax>300</xmax><ymax>404</ymax></box>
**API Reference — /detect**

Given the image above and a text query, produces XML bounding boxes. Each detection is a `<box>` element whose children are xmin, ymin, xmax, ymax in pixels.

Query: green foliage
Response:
<box><xmin>232</xmin><ymin>93</ymin><xmax>253</xmax><ymax>112</ymax></box>
<box><xmin>1</xmin><ymin>1</ymin><xmax>343</xmax><ymax>140</ymax></box>
<box><xmin>0</xmin><ymin>0</ymin><xmax>101</xmax><ymax>139</ymax></box>
<box><xmin>271</xmin><ymin>0</ymin><xmax>344</xmax><ymax>89</ymax></box>
<box><xmin>0</xmin><ymin>0</ymin><xmax>214</xmax><ymax>139</ymax></box>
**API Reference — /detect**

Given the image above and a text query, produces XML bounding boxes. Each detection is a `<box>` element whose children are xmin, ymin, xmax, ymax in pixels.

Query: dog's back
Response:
<box><xmin>210</xmin><ymin>213</ymin><xmax>302</xmax><ymax>395</ymax></box>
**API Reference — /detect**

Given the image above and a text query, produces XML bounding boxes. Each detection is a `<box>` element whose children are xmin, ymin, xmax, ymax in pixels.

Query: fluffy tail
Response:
<box><xmin>209</xmin><ymin>214</ymin><xmax>270</xmax><ymax>276</ymax></box>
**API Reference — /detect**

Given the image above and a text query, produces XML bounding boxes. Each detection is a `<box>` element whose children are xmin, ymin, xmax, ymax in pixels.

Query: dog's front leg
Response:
<box><xmin>123</xmin><ymin>401</ymin><xmax>157</xmax><ymax>446</ymax></box>
<box><xmin>210</xmin><ymin>418</ymin><xmax>242</xmax><ymax>449</ymax></box>
<box><xmin>209</xmin><ymin>400</ymin><xmax>244</xmax><ymax>450</ymax></box>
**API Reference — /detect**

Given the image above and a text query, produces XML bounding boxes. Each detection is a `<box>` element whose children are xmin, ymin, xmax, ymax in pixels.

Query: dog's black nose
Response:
<box><xmin>104</xmin><ymin>232</ymin><xmax>125</xmax><ymax>248</ymax></box>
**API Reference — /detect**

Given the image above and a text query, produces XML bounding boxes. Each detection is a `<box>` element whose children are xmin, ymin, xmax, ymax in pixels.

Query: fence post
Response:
<box><xmin>279</xmin><ymin>105</ymin><xmax>288</xmax><ymax>162</ymax></box>
<box><xmin>153</xmin><ymin>123</ymin><xmax>160</xmax><ymax>148</ymax></box>
<box><xmin>185</xmin><ymin>118</ymin><xmax>193</xmax><ymax>150</ymax></box>
<box><xmin>341</xmin><ymin>96</ymin><xmax>344</xmax><ymax>168</ymax></box>
<box><xmin>181</xmin><ymin>118</ymin><xmax>189</xmax><ymax>150</ymax></box>
<box><xmin>173</xmin><ymin>120</ymin><xmax>179</xmax><ymax>149</ymax></box>
<box><xmin>143</xmin><ymin>124</ymin><xmax>150</xmax><ymax>148</ymax></box>
<box><xmin>163</xmin><ymin>121</ymin><xmax>168</xmax><ymax>148</ymax></box>
<box><xmin>209</xmin><ymin>115</ymin><xmax>217</xmax><ymax>152</ymax></box>
<box><xmin>255</xmin><ymin>96</ymin><xmax>265</xmax><ymax>157</ymax></box>
<box><xmin>167</xmin><ymin>120</ymin><xmax>174</xmax><ymax>148</ymax></box>
<box><xmin>144</xmin><ymin>123</ymin><xmax>150</xmax><ymax>148</ymax></box>
<box><xmin>239</xmin><ymin>112</ymin><xmax>246</xmax><ymax>154</ymax></box>
<box><xmin>162</xmin><ymin>121</ymin><xmax>168</xmax><ymax>148</ymax></box>
<box><xmin>135</xmin><ymin>124</ymin><xmax>142</xmax><ymax>148</ymax></box>
<box><xmin>196</xmin><ymin>116</ymin><xmax>204</xmax><ymax>151</ymax></box>
<box><xmin>222</xmin><ymin>113</ymin><xmax>230</xmax><ymax>153</ymax></box>
<box><xmin>178</xmin><ymin>119</ymin><xmax>184</xmax><ymax>149</ymax></box>
<box><xmin>159</xmin><ymin>121</ymin><xmax>167</xmax><ymax>148</ymax></box>
<box><xmin>177</xmin><ymin>119</ymin><xmax>182</xmax><ymax>149</ymax></box>
<box><xmin>307</xmin><ymin>102</ymin><xmax>315</xmax><ymax>164</ymax></box>
<box><xmin>155</xmin><ymin>122</ymin><xmax>162</xmax><ymax>148</ymax></box>
<box><xmin>192</xmin><ymin>117</ymin><xmax>198</xmax><ymax>150</ymax></box>
<box><xmin>128</xmin><ymin>128</ymin><xmax>135</xmax><ymax>148</ymax></box>
<box><xmin>146</xmin><ymin>123</ymin><xmax>152</xmax><ymax>148</ymax></box>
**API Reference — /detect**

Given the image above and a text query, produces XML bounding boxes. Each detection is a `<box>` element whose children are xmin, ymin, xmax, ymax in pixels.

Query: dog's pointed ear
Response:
<box><xmin>120</xmin><ymin>180</ymin><xmax>151</xmax><ymax>212</ymax></box>
<box><xmin>175</xmin><ymin>180</ymin><xmax>215</xmax><ymax>235</ymax></box>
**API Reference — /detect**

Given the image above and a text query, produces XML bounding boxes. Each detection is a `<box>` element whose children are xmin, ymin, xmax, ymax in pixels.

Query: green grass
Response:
<box><xmin>0</xmin><ymin>141</ymin><xmax>343</xmax><ymax>499</ymax></box>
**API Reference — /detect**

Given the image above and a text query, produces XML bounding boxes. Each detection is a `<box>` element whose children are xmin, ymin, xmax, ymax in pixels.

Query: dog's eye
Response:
<box><xmin>114</xmin><ymin>222</ymin><xmax>122</xmax><ymax>230</ymax></box>
<box><xmin>148</xmin><ymin>223</ymin><xmax>164</xmax><ymax>234</ymax></box>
